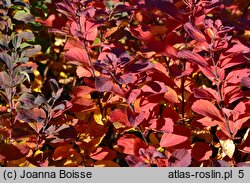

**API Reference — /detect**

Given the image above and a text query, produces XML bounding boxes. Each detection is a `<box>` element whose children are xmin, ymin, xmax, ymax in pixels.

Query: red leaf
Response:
<box><xmin>129</xmin><ymin>26</ymin><xmax>177</xmax><ymax>57</ymax></box>
<box><xmin>198</xmin><ymin>65</ymin><xmax>216</xmax><ymax>82</ymax></box>
<box><xmin>226</xmin><ymin>68</ymin><xmax>250</xmax><ymax>84</ymax></box>
<box><xmin>178</xmin><ymin>50</ymin><xmax>208</xmax><ymax>66</ymax></box>
<box><xmin>191</xmin><ymin>142</ymin><xmax>212</xmax><ymax>161</ymax></box>
<box><xmin>70</xmin><ymin>96</ymin><xmax>95</xmax><ymax>112</ymax></box>
<box><xmin>70</xmin><ymin>86</ymin><xmax>94</xmax><ymax>98</ymax></box>
<box><xmin>90</xmin><ymin>147</ymin><xmax>116</xmax><ymax>160</ymax></box>
<box><xmin>117</xmin><ymin>134</ymin><xmax>147</xmax><ymax>156</ymax></box>
<box><xmin>173</xmin><ymin>126</ymin><xmax>192</xmax><ymax>137</ymax></box>
<box><xmin>70</xmin><ymin>15</ymin><xmax>98</xmax><ymax>42</ymax></box>
<box><xmin>240</xmin><ymin>130</ymin><xmax>250</xmax><ymax>153</ymax></box>
<box><xmin>220</xmin><ymin>54</ymin><xmax>246</xmax><ymax>69</ymax></box>
<box><xmin>164</xmin><ymin>86</ymin><xmax>179</xmax><ymax>103</ymax></box>
<box><xmin>153</xmin><ymin>62</ymin><xmax>169</xmax><ymax>77</ymax></box>
<box><xmin>149</xmin><ymin>118</ymin><xmax>174</xmax><ymax>133</ymax></box>
<box><xmin>192</xmin><ymin>99</ymin><xmax>223</xmax><ymax>121</ymax></box>
<box><xmin>162</xmin><ymin>108</ymin><xmax>180</xmax><ymax>122</ymax></box>
<box><xmin>223</xmin><ymin>86</ymin><xmax>244</xmax><ymax>104</ymax></box>
<box><xmin>160</xmin><ymin>133</ymin><xmax>188</xmax><ymax>148</ymax></box>
<box><xmin>0</xmin><ymin>144</ymin><xmax>29</xmax><ymax>161</ymax></box>
<box><xmin>52</xmin><ymin>145</ymin><xmax>76</xmax><ymax>161</ymax></box>
<box><xmin>126</xmin><ymin>89</ymin><xmax>141</xmax><ymax>104</ymax></box>
<box><xmin>64</xmin><ymin>47</ymin><xmax>89</xmax><ymax>65</ymax></box>
<box><xmin>109</xmin><ymin>109</ymin><xmax>131</xmax><ymax>127</ymax></box>
<box><xmin>193</xmin><ymin>88</ymin><xmax>220</xmax><ymax>102</ymax></box>
<box><xmin>35</xmin><ymin>14</ymin><xmax>56</xmax><ymax>27</ymax></box>
<box><xmin>216</xmin><ymin>130</ymin><xmax>230</xmax><ymax>141</ymax></box>
<box><xmin>184</xmin><ymin>22</ymin><xmax>206</xmax><ymax>42</ymax></box>
<box><xmin>35</xmin><ymin>14</ymin><xmax>67</xmax><ymax>28</ymax></box>
<box><xmin>226</xmin><ymin>39</ymin><xmax>250</xmax><ymax>54</ymax></box>
<box><xmin>197</xmin><ymin>117</ymin><xmax>219</xmax><ymax>127</ymax></box>
<box><xmin>141</xmin><ymin>81</ymin><xmax>168</xmax><ymax>95</ymax></box>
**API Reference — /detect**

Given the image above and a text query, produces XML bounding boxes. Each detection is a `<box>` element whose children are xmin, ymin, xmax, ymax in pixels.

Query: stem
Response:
<box><xmin>136</xmin><ymin>126</ymin><xmax>149</xmax><ymax>145</ymax></box>
<box><xmin>210</xmin><ymin>51</ymin><xmax>233</xmax><ymax>137</ymax></box>
<box><xmin>180</xmin><ymin>71</ymin><xmax>186</xmax><ymax>125</ymax></box>
<box><xmin>76</xmin><ymin>13</ymin><xmax>104</xmax><ymax>118</ymax></box>
<box><xmin>9</xmin><ymin>69</ymin><xmax>16</xmax><ymax>128</ymax></box>
<box><xmin>180</xmin><ymin>35</ymin><xmax>189</xmax><ymax>124</ymax></box>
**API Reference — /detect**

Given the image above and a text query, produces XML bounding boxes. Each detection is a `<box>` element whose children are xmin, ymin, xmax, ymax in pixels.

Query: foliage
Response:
<box><xmin>0</xmin><ymin>0</ymin><xmax>250</xmax><ymax>167</ymax></box>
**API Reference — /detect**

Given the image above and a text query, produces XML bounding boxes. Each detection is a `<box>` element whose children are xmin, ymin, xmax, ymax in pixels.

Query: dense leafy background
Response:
<box><xmin>0</xmin><ymin>0</ymin><xmax>250</xmax><ymax>167</ymax></box>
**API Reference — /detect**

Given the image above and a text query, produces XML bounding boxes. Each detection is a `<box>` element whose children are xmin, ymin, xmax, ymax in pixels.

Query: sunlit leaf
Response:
<box><xmin>90</xmin><ymin>147</ymin><xmax>116</xmax><ymax>160</ymax></box>
<box><xmin>219</xmin><ymin>139</ymin><xmax>235</xmax><ymax>158</ymax></box>
<box><xmin>117</xmin><ymin>134</ymin><xmax>147</xmax><ymax>156</ymax></box>
<box><xmin>160</xmin><ymin>133</ymin><xmax>188</xmax><ymax>148</ymax></box>
<box><xmin>13</xmin><ymin>10</ymin><xmax>34</xmax><ymax>23</ymax></box>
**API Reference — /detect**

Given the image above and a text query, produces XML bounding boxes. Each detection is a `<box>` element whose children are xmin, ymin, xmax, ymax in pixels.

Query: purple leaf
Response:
<box><xmin>241</xmin><ymin>77</ymin><xmax>250</xmax><ymax>88</ymax></box>
<box><xmin>128</xmin><ymin>60</ymin><xmax>154</xmax><ymax>73</ymax></box>
<box><xmin>16</xmin><ymin>108</ymin><xmax>46</xmax><ymax>123</ymax></box>
<box><xmin>95</xmin><ymin>76</ymin><xmax>113</xmax><ymax>92</ymax></box>
<box><xmin>169</xmin><ymin>149</ymin><xmax>191</xmax><ymax>167</ymax></box>
<box><xmin>145</xmin><ymin>0</ymin><xmax>183</xmax><ymax>21</ymax></box>
<box><xmin>118</xmin><ymin>73</ymin><xmax>134</xmax><ymax>84</ymax></box>
<box><xmin>212</xmin><ymin>160</ymin><xmax>230</xmax><ymax>167</ymax></box>
<box><xmin>125</xmin><ymin>155</ymin><xmax>147</xmax><ymax>167</ymax></box>
<box><xmin>236</xmin><ymin>162</ymin><xmax>250</xmax><ymax>167</ymax></box>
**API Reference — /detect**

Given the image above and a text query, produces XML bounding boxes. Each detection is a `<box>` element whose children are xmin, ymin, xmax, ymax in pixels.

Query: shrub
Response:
<box><xmin>0</xmin><ymin>0</ymin><xmax>249</xmax><ymax>167</ymax></box>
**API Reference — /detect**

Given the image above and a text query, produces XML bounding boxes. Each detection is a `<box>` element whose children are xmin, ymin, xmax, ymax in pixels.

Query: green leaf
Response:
<box><xmin>13</xmin><ymin>10</ymin><xmax>34</xmax><ymax>23</ymax></box>
<box><xmin>11</xmin><ymin>36</ymin><xmax>22</xmax><ymax>49</ymax></box>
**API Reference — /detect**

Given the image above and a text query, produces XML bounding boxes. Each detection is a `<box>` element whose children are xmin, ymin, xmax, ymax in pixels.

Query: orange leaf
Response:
<box><xmin>94</xmin><ymin>160</ymin><xmax>119</xmax><ymax>167</ymax></box>
<box><xmin>117</xmin><ymin>134</ymin><xmax>147</xmax><ymax>156</ymax></box>
<box><xmin>52</xmin><ymin>145</ymin><xmax>76</xmax><ymax>161</ymax></box>
<box><xmin>90</xmin><ymin>147</ymin><xmax>116</xmax><ymax>160</ymax></box>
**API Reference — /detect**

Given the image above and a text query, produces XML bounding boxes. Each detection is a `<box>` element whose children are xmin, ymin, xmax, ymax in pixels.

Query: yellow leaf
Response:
<box><xmin>7</xmin><ymin>157</ymin><xmax>29</xmax><ymax>167</ymax></box>
<box><xmin>63</xmin><ymin>153</ymin><xmax>83</xmax><ymax>167</ymax></box>
<box><xmin>94</xmin><ymin>111</ymin><xmax>104</xmax><ymax>125</ymax></box>
<box><xmin>157</xmin><ymin>147</ymin><xmax>165</xmax><ymax>153</ymax></box>
<box><xmin>94</xmin><ymin>160</ymin><xmax>119</xmax><ymax>167</ymax></box>
<box><xmin>34</xmin><ymin>150</ymin><xmax>43</xmax><ymax>157</ymax></box>
<box><xmin>59</xmin><ymin>71</ymin><xmax>68</xmax><ymax>78</ymax></box>
<box><xmin>32</xmin><ymin>70</ymin><xmax>42</xmax><ymax>92</ymax></box>
<box><xmin>28</xmin><ymin>163</ymin><xmax>37</xmax><ymax>167</ymax></box>
<box><xmin>219</xmin><ymin>139</ymin><xmax>235</xmax><ymax>158</ymax></box>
